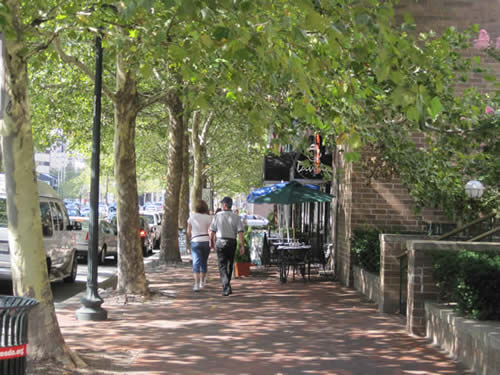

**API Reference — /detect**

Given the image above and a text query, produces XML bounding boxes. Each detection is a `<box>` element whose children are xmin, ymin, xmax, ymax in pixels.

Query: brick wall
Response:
<box><xmin>351</xmin><ymin>164</ymin><xmax>452</xmax><ymax>233</ymax></box>
<box><xmin>396</xmin><ymin>0</ymin><xmax>500</xmax><ymax>95</ymax></box>
<box><xmin>335</xmin><ymin>0</ymin><xmax>500</xmax><ymax>288</ymax></box>
<box><xmin>406</xmin><ymin>240</ymin><xmax>499</xmax><ymax>336</ymax></box>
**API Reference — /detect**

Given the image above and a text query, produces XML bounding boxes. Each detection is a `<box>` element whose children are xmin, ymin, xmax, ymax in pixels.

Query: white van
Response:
<box><xmin>0</xmin><ymin>174</ymin><xmax>79</xmax><ymax>283</ymax></box>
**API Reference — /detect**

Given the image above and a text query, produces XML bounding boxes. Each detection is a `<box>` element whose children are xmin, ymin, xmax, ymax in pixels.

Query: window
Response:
<box><xmin>141</xmin><ymin>215</ymin><xmax>153</xmax><ymax>225</ymax></box>
<box><xmin>50</xmin><ymin>202</ymin><xmax>64</xmax><ymax>231</ymax></box>
<box><xmin>40</xmin><ymin>202</ymin><xmax>53</xmax><ymax>237</ymax></box>
<box><xmin>101</xmin><ymin>221</ymin><xmax>112</xmax><ymax>234</ymax></box>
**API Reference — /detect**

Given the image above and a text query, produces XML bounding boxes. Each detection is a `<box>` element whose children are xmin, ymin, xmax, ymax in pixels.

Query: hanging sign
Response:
<box><xmin>315</xmin><ymin>133</ymin><xmax>321</xmax><ymax>174</ymax></box>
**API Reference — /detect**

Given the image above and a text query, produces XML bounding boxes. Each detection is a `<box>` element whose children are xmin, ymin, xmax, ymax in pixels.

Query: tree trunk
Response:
<box><xmin>159</xmin><ymin>91</ymin><xmax>184</xmax><ymax>263</ymax></box>
<box><xmin>0</xmin><ymin>5</ymin><xmax>84</xmax><ymax>368</ymax></box>
<box><xmin>190</xmin><ymin>111</ymin><xmax>204</xmax><ymax>206</ymax></box>
<box><xmin>113</xmin><ymin>54</ymin><xmax>149</xmax><ymax>294</ymax></box>
<box><xmin>179</xmin><ymin>129</ymin><xmax>190</xmax><ymax>252</ymax></box>
<box><xmin>178</xmin><ymin>130</ymin><xmax>190</xmax><ymax>228</ymax></box>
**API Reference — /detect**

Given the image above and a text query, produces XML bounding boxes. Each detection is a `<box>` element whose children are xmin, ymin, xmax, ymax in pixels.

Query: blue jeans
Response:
<box><xmin>191</xmin><ymin>241</ymin><xmax>210</xmax><ymax>273</ymax></box>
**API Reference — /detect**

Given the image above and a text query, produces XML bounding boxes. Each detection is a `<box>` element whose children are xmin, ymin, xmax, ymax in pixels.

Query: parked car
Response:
<box><xmin>71</xmin><ymin>217</ymin><xmax>117</xmax><ymax>264</ymax></box>
<box><xmin>80</xmin><ymin>205</ymin><xmax>90</xmax><ymax>217</ymax></box>
<box><xmin>0</xmin><ymin>174</ymin><xmax>79</xmax><ymax>283</ymax></box>
<box><xmin>140</xmin><ymin>211</ymin><xmax>162</xmax><ymax>249</ymax></box>
<box><xmin>109</xmin><ymin>216</ymin><xmax>152</xmax><ymax>258</ymax></box>
<box><xmin>241</xmin><ymin>214</ymin><xmax>269</xmax><ymax>228</ymax></box>
<box><xmin>66</xmin><ymin>207</ymin><xmax>81</xmax><ymax>217</ymax></box>
<box><xmin>139</xmin><ymin>216</ymin><xmax>153</xmax><ymax>256</ymax></box>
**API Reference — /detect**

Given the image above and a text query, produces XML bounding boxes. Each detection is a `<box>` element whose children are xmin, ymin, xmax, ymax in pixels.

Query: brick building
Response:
<box><xmin>335</xmin><ymin>0</ymin><xmax>500</xmax><ymax>287</ymax></box>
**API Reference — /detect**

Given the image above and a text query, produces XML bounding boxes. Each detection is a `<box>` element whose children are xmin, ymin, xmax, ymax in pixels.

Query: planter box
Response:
<box><xmin>353</xmin><ymin>265</ymin><xmax>381</xmax><ymax>305</ymax></box>
<box><xmin>426</xmin><ymin>302</ymin><xmax>500</xmax><ymax>375</ymax></box>
<box><xmin>234</xmin><ymin>262</ymin><xmax>251</xmax><ymax>278</ymax></box>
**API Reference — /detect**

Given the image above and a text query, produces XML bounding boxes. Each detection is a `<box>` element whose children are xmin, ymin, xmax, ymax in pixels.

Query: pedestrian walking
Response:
<box><xmin>187</xmin><ymin>200</ymin><xmax>212</xmax><ymax>292</ymax></box>
<box><xmin>209</xmin><ymin>196</ymin><xmax>244</xmax><ymax>296</ymax></box>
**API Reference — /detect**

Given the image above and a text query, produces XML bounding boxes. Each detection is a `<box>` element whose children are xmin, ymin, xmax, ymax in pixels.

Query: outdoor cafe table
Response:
<box><xmin>276</xmin><ymin>244</ymin><xmax>312</xmax><ymax>283</ymax></box>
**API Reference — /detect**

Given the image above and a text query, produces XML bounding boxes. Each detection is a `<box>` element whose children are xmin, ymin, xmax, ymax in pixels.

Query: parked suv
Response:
<box><xmin>0</xmin><ymin>175</ymin><xmax>79</xmax><ymax>283</ymax></box>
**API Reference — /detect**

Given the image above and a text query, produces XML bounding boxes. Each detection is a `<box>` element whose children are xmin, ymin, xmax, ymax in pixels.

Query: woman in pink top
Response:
<box><xmin>187</xmin><ymin>200</ymin><xmax>212</xmax><ymax>291</ymax></box>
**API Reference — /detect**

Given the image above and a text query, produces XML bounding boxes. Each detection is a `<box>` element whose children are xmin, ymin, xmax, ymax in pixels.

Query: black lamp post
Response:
<box><xmin>76</xmin><ymin>35</ymin><xmax>107</xmax><ymax>321</ymax></box>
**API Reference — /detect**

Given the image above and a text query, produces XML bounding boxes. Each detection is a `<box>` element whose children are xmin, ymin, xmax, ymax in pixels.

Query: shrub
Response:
<box><xmin>351</xmin><ymin>227</ymin><xmax>381</xmax><ymax>273</ymax></box>
<box><xmin>432</xmin><ymin>250</ymin><xmax>500</xmax><ymax>320</ymax></box>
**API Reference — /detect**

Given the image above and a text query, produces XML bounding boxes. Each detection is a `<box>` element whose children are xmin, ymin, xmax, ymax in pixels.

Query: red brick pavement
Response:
<box><xmin>39</xmin><ymin>255</ymin><xmax>474</xmax><ymax>375</ymax></box>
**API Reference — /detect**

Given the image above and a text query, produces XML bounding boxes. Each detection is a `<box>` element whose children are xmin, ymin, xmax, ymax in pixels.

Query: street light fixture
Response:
<box><xmin>465</xmin><ymin>180</ymin><xmax>485</xmax><ymax>199</ymax></box>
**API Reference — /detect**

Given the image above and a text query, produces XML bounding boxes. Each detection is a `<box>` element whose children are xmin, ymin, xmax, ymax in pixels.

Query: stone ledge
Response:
<box><xmin>426</xmin><ymin>302</ymin><xmax>500</xmax><ymax>375</ymax></box>
<box><xmin>353</xmin><ymin>265</ymin><xmax>380</xmax><ymax>304</ymax></box>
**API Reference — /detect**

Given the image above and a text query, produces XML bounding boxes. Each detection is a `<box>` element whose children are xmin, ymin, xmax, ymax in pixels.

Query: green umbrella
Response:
<box><xmin>247</xmin><ymin>181</ymin><xmax>333</xmax><ymax>204</ymax></box>
<box><xmin>247</xmin><ymin>181</ymin><xmax>333</xmax><ymax>242</ymax></box>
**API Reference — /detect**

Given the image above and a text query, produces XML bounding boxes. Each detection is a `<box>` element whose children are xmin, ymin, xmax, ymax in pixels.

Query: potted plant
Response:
<box><xmin>234</xmin><ymin>227</ymin><xmax>252</xmax><ymax>277</ymax></box>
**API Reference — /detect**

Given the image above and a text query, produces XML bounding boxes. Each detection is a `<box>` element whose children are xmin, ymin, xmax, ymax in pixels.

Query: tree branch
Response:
<box><xmin>25</xmin><ymin>32</ymin><xmax>59</xmax><ymax>59</ymax></box>
<box><xmin>138</xmin><ymin>90</ymin><xmax>172</xmax><ymax>112</ymax></box>
<box><xmin>422</xmin><ymin>121</ymin><xmax>465</xmax><ymax>134</ymax></box>
<box><xmin>53</xmin><ymin>36</ymin><xmax>116</xmax><ymax>102</ymax></box>
<box><xmin>199</xmin><ymin>111</ymin><xmax>214</xmax><ymax>145</ymax></box>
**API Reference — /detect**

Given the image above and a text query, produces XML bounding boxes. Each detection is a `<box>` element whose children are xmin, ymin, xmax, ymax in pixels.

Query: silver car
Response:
<box><xmin>72</xmin><ymin>217</ymin><xmax>118</xmax><ymax>264</ymax></box>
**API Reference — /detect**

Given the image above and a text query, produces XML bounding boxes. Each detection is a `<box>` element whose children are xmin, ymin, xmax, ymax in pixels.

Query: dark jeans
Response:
<box><xmin>215</xmin><ymin>238</ymin><xmax>236</xmax><ymax>291</ymax></box>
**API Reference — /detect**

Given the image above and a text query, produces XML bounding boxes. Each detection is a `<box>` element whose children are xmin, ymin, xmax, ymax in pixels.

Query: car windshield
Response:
<box><xmin>67</xmin><ymin>208</ymin><xmax>80</xmax><ymax>216</ymax></box>
<box><xmin>141</xmin><ymin>215</ymin><xmax>153</xmax><ymax>225</ymax></box>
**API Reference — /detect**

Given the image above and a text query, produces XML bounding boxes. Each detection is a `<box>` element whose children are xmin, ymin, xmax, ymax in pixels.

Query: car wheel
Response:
<box><xmin>99</xmin><ymin>246</ymin><xmax>107</xmax><ymax>265</ymax></box>
<box><xmin>142</xmin><ymin>241</ymin><xmax>148</xmax><ymax>257</ymax></box>
<box><xmin>64</xmin><ymin>254</ymin><xmax>78</xmax><ymax>283</ymax></box>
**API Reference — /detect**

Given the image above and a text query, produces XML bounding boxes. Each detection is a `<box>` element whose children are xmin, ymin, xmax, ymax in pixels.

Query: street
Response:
<box><xmin>0</xmin><ymin>257</ymin><xmax>121</xmax><ymax>303</ymax></box>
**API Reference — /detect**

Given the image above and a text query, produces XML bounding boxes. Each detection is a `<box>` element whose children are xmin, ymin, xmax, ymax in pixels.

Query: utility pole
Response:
<box><xmin>76</xmin><ymin>35</ymin><xmax>107</xmax><ymax>321</ymax></box>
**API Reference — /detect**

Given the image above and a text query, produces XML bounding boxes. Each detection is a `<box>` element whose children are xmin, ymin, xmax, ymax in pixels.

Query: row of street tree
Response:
<box><xmin>0</xmin><ymin>0</ymin><xmax>497</xmax><ymax>370</ymax></box>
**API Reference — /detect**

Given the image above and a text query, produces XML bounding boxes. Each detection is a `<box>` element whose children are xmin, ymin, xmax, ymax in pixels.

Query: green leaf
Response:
<box><xmin>225</xmin><ymin>91</ymin><xmax>237</xmax><ymax>101</ymax></box>
<box><xmin>213</xmin><ymin>26</ymin><xmax>230</xmax><ymax>41</ymax></box>
<box><xmin>407</xmin><ymin>106</ymin><xmax>419</xmax><ymax>122</ymax></box>
<box><xmin>200</xmin><ymin>34</ymin><xmax>214</xmax><ymax>49</ymax></box>
<box><xmin>347</xmin><ymin>132</ymin><xmax>361</xmax><ymax>149</ymax></box>
<box><xmin>428</xmin><ymin>97</ymin><xmax>444</xmax><ymax>119</ymax></box>
<box><xmin>375</xmin><ymin>62</ymin><xmax>390</xmax><ymax>82</ymax></box>
<box><xmin>344</xmin><ymin>151</ymin><xmax>361</xmax><ymax>163</ymax></box>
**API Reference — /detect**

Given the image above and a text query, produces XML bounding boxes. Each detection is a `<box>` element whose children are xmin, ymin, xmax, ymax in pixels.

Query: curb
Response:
<box><xmin>54</xmin><ymin>252</ymin><xmax>163</xmax><ymax>308</ymax></box>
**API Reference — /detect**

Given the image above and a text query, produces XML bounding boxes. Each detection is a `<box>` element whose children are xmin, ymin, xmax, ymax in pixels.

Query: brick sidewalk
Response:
<box><xmin>30</xmin><ymin>255</ymin><xmax>474</xmax><ymax>374</ymax></box>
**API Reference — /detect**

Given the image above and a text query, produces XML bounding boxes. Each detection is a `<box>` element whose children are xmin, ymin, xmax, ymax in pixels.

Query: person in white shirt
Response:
<box><xmin>187</xmin><ymin>200</ymin><xmax>212</xmax><ymax>292</ymax></box>
<box><xmin>209</xmin><ymin>197</ymin><xmax>244</xmax><ymax>296</ymax></box>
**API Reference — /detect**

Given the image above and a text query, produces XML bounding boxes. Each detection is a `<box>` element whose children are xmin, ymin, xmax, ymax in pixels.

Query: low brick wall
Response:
<box><xmin>426</xmin><ymin>302</ymin><xmax>500</xmax><ymax>375</ymax></box>
<box><xmin>352</xmin><ymin>265</ymin><xmax>381</xmax><ymax>305</ymax></box>
<box><xmin>379</xmin><ymin>234</ymin><xmax>429</xmax><ymax>314</ymax></box>
<box><xmin>406</xmin><ymin>241</ymin><xmax>499</xmax><ymax>336</ymax></box>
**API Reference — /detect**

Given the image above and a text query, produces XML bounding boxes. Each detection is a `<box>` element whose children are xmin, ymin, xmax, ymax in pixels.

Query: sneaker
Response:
<box><xmin>193</xmin><ymin>283</ymin><xmax>200</xmax><ymax>292</ymax></box>
<box><xmin>199</xmin><ymin>280</ymin><xmax>205</xmax><ymax>289</ymax></box>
